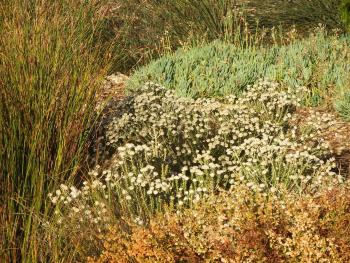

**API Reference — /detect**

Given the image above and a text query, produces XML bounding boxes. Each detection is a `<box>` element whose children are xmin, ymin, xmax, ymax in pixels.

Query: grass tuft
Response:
<box><xmin>0</xmin><ymin>0</ymin><xmax>111</xmax><ymax>261</ymax></box>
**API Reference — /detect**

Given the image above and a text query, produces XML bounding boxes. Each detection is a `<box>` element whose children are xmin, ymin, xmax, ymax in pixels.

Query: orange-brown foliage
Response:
<box><xmin>90</xmin><ymin>186</ymin><xmax>350</xmax><ymax>262</ymax></box>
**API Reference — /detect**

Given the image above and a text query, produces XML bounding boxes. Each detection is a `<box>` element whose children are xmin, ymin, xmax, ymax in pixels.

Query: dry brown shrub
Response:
<box><xmin>90</xmin><ymin>185</ymin><xmax>350</xmax><ymax>262</ymax></box>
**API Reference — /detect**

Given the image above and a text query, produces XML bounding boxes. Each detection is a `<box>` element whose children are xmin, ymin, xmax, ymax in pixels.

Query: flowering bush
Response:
<box><xmin>49</xmin><ymin>80</ymin><xmax>342</xmax><ymax>232</ymax></box>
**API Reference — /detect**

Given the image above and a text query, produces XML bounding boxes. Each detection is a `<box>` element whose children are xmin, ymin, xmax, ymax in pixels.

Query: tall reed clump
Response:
<box><xmin>103</xmin><ymin>0</ymin><xmax>255</xmax><ymax>72</ymax></box>
<box><xmin>158</xmin><ymin>0</ymin><xmax>246</xmax><ymax>44</ymax></box>
<box><xmin>340</xmin><ymin>0</ymin><xmax>350</xmax><ymax>31</ymax></box>
<box><xmin>103</xmin><ymin>0</ymin><xmax>345</xmax><ymax>73</ymax></box>
<box><xmin>0</xmin><ymin>0</ymin><xmax>111</xmax><ymax>261</ymax></box>
<box><xmin>240</xmin><ymin>0</ymin><xmax>343</xmax><ymax>33</ymax></box>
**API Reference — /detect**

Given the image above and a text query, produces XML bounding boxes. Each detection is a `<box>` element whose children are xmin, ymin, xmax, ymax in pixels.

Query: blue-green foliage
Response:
<box><xmin>129</xmin><ymin>32</ymin><xmax>350</xmax><ymax>118</ymax></box>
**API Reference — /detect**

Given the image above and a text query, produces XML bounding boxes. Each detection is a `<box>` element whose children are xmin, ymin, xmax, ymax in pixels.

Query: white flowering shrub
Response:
<box><xmin>47</xmin><ymin>177</ymin><xmax>112</xmax><ymax>232</ymax></box>
<box><xmin>50</xmin><ymin>80</ymin><xmax>342</xmax><ymax>227</ymax></box>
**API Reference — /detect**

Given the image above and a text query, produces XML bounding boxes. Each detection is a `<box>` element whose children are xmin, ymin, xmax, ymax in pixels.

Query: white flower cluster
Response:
<box><xmin>48</xmin><ymin>172</ymin><xmax>111</xmax><ymax>229</ymax></box>
<box><xmin>50</xmin><ymin>80</ymin><xmax>342</xmax><ymax>225</ymax></box>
